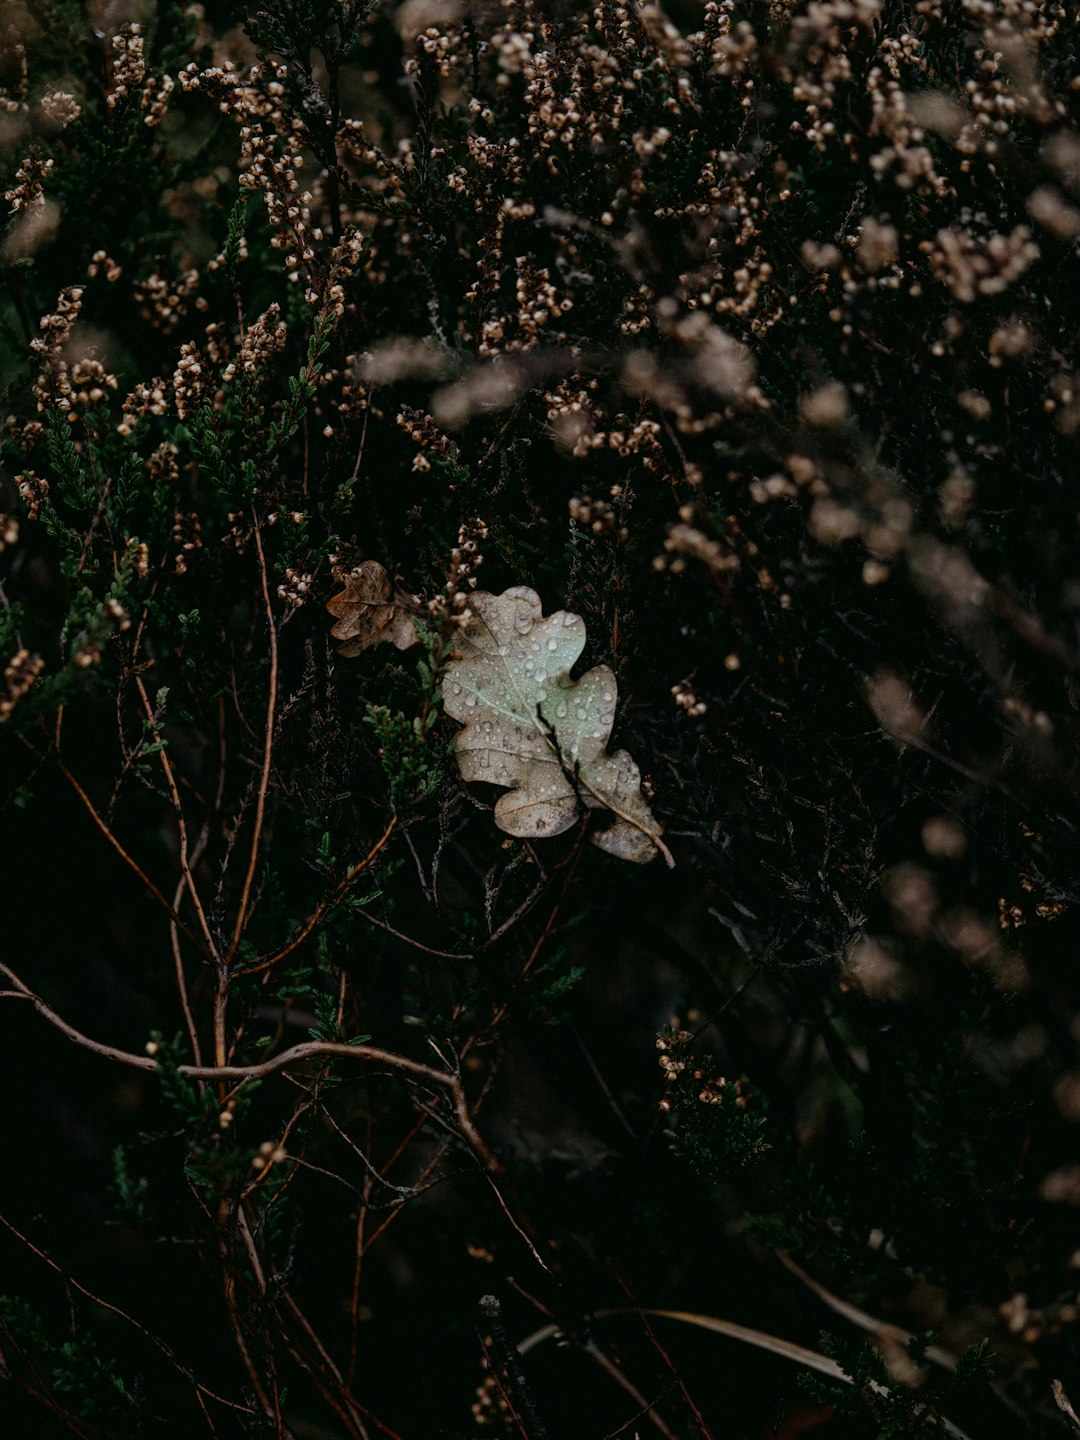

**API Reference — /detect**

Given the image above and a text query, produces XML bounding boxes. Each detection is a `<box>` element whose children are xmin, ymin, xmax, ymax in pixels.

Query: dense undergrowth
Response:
<box><xmin>3</xmin><ymin>0</ymin><xmax>1080</xmax><ymax>1435</ymax></box>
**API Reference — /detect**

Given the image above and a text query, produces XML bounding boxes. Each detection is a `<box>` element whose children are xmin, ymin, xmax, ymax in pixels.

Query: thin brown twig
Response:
<box><xmin>240</xmin><ymin>1101</ymin><xmax>314</xmax><ymax>1202</ymax></box>
<box><xmin>599</xmin><ymin>1380</ymin><xmax>681</xmax><ymax>1440</ymax></box>
<box><xmin>240</xmin><ymin>1191</ymin><xmax>380</xmax><ymax>1440</ymax></box>
<box><xmin>230</xmin><ymin>1204</ymin><xmax>291</xmax><ymax>1438</ymax></box>
<box><xmin>1053</xmin><ymin>1380</ymin><xmax>1080</xmax><ymax>1431</ymax></box>
<box><xmin>611</xmin><ymin>1266</ymin><xmax>715</xmax><ymax>1440</ymax></box>
<box><xmin>348</xmin><ymin>1174</ymin><xmax>373</xmax><ymax>1389</ymax></box>
<box><xmin>134</xmin><ymin>674</ymin><xmax>220</xmax><ymax>961</ymax></box>
<box><xmin>0</xmin><ymin>1208</ymin><xmax>255</xmax><ymax>1419</ymax></box>
<box><xmin>243</xmin><ymin>816</ymin><xmax>399</xmax><ymax>975</ymax></box>
<box><xmin>217</xmin><ymin>1231</ymin><xmax>276</xmax><ymax>1424</ymax></box>
<box><xmin>167</xmin><ymin>696</ymin><xmax>227</xmax><ymax>1070</ymax></box>
<box><xmin>170</xmin><ymin>872</ymin><xmax>205</xmax><ymax>1068</ymax></box>
<box><xmin>227</xmin><ymin>507</ymin><xmax>279</xmax><ymax>961</ymax></box>
<box><xmin>776</xmin><ymin>1253</ymin><xmax>959</xmax><ymax>1373</ymax></box>
<box><xmin>317</xmin><ymin>1107</ymin><xmax>421</xmax><ymax>1196</ymax></box>
<box><xmin>19</xmin><ymin>736</ymin><xmax>205</xmax><ymax>952</ymax></box>
<box><xmin>350</xmin><ymin>902</ymin><xmax>474</xmax><ymax>959</ymax></box>
<box><xmin>0</xmin><ymin>1326</ymin><xmax>97</xmax><ymax>1438</ymax></box>
<box><xmin>462</xmin><ymin>830</ymin><xmax>587</xmax><ymax>1059</ymax></box>
<box><xmin>348</xmin><ymin>1107</ymin><xmax>440</xmax><ymax>1268</ymax></box>
<box><xmin>584</xmin><ymin>1342</ymin><xmax>679</xmax><ymax>1440</ymax></box>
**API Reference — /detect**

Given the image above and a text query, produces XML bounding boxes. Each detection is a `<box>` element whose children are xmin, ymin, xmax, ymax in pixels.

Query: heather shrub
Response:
<box><xmin>2</xmin><ymin>1</ymin><xmax>1080</xmax><ymax>1435</ymax></box>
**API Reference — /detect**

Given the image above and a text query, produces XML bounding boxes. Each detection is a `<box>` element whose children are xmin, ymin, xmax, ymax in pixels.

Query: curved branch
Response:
<box><xmin>0</xmin><ymin>962</ymin><xmax>502</xmax><ymax>1180</ymax></box>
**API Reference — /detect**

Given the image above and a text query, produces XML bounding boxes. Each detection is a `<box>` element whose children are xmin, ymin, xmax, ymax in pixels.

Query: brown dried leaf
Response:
<box><xmin>327</xmin><ymin>561</ymin><xmax>420</xmax><ymax>657</ymax></box>
<box><xmin>441</xmin><ymin>586</ymin><xmax>669</xmax><ymax>865</ymax></box>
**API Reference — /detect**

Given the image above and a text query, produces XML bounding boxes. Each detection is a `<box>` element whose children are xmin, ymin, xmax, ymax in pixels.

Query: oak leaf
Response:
<box><xmin>442</xmin><ymin>586</ymin><xmax>669</xmax><ymax>864</ymax></box>
<box><xmin>327</xmin><ymin>561</ymin><xmax>420</xmax><ymax>657</ymax></box>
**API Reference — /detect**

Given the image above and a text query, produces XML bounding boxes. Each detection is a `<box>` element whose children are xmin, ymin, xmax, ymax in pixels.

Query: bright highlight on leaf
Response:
<box><xmin>442</xmin><ymin>586</ymin><xmax>669</xmax><ymax>865</ymax></box>
<box><xmin>327</xmin><ymin>561</ymin><xmax>420</xmax><ymax>656</ymax></box>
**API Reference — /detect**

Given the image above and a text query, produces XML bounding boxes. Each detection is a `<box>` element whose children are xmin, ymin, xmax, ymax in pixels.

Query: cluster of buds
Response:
<box><xmin>222</xmin><ymin>303</ymin><xmax>287</xmax><ymax>382</ymax></box>
<box><xmin>0</xmin><ymin>649</ymin><xmax>44</xmax><ymax>723</ymax></box>
<box><xmin>405</xmin><ymin>21</ymin><xmax>464</xmax><ymax>79</ymax></box>
<box><xmin>432</xmin><ymin>517</ymin><xmax>488</xmax><ymax>622</ymax></box>
<box><xmin>544</xmin><ymin>377</ymin><xmax>602</xmax><ymax>457</ymax></box>
<box><xmin>471</xmin><ymin>1355</ymin><xmax>513</xmax><ymax>1431</ymax></box>
<box><xmin>105</xmin><ymin>598</ymin><xmax>131</xmax><ymax>632</ymax></box>
<box><xmin>568</xmin><ymin>488</ymin><xmax>628</xmax><ymax>541</ymax></box>
<box><xmin>147</xmin><ymin>444</ymin><xmax>180</xmax><ymax>493</ymax></box>
<box><xmin>41</xmin><ymin>91</ymin><xmax>81</xmax><ymax>126</ymax></box>
<box><xmin>397</xmin><ymin>405</ymin><xmax>455</xmax><ymax>473</ymax></box>
<box><xmin>998</xmin><ymin>868</ymin><xmax>1067</xmax><ymax>930</ymax></box>
<box><xmin>141</xmin><ymin>71</ymin><xmax>175</xmax><ymax>128</ymax></box>
<box><xmin>127</xmin><ymin>540</ymin><xmax>151</xmax><ymax>579</ymax></box>
<box><xmin>557</xmin><ymin>400</ymin><xmax>667</xmax><ymax>470</ymax></box>
<box><xmin>620</xmin><ymin>286</ymin><xmax>654</xmax><ymax>336</ymax></box>
<box><xmin>1000</xmin><ymin>1290</ymin><xmax>1080</xmax><ymax>1347</ymax></box>
<box><xmin>64</xmin><ymin>355</ymin><xmax>119</xmax><ymax>419</ymax></box>
<box><xmin>277</xmin><ymin>567</ymin><xmax>314</xmax><ymax>609</ymax></box>
<box><xmin>4</xmin><ymin>416</ymin><xmax>43</xmax><ymax>453</ymax></box>
<box><xmin>449</xmin><ymin>515</ymin><xmax>487</xmax><ymax>606</ymax></box>
<box><xmin>923</xmin><ymin>224</ymin><xmax>1040</xmax><ymax>305</ymax></box>
<box><xmin>0</xmin><ymin>43</ymin><xmax>28</xmax><ymax>116</ymax></box>
<box><xmin>16</xmin><ymin>471</ymin><xmax>48</xmax><ymax>519</ymax></box>
<box><xmin>331</xmin><ymin>365</ymin><xmax>369</xmax><ymax>427</ymax></box>
<box><xmin>172</xmin><ymin>342</ymin><xmax>206</xmax><ymax>420</ymax></box>
<box><xmin>657</xmin><ymin>509</ymin><xmax>740</xmax><ymax>576</ymax></box>
<box><xmin>117</xmin><ymin>379</ymin><xmax>169</xmax><ymax>436</ymax></box>
<box><xmin>30</xmin><ymin>354</ymin><xmax>114</xmax><ymax>418</ymax></box>
<box><xmin>696</xmin><ymin>1073</ymin><xmax>751</xmax><ymax>1109</ymax></box>
<box><xmin>606</xmin><ymin>418</ymin><xmax>664</xmax><ymax>461</ymax></box>
<box><xmin>171</xmin><ymin>511</ymin><xmax>203</xmax><ymax>576</ymax></box>
<box><xmin>134</xmin><ymin>268</ymin><xmax>204</xmax><ymax>333</ymax></box>
<box><xmin>107</xmin><ymin>25</ymin><xmax>146</xmax><ymax>110</ymax></box>
<box><xmin>223</xmin><ymin>508</ymin><xmax>268</xmax><ymax>553</ymax></box>
<box><xmin>4</xmin><ymin>156</ymin><xmax>53</xmax><ymax>216</ymax></box>
<box><xmin>479</xmin><ymin>257</ymin><xmax>572</xmax><ymax>356</ymax></box>
<box><xmin>656</xmin><ymin>1029</ymin><xmax>692</xmax><ymax>1079</ymax></box>
<box><xmin>179</xmin><ymin>61</ymin><xmax>320</xmax><ymax>291</ymax></box>
<box><xmin>309</xmin><ymin>226</ymin><xmax>364</xmax><ymax>314</ymax></box>
<box><xmin>251</xmin><ymin>1140</ymin><xmax>287</xmax><ymax>1172</ymax></box>
<box><xmin>671</xmin><ymin>679</ymin><xmax>707</xmax><ymax>718</ymax></box>
<box><xmin>29</xmin><ymin>286</ymin><xmax>99</xmax><ymax>412</ymax></box>
<box><xmin>87</xmin><ymin>251</ymin><xmax>122</xmax><ymax>282</ymax></box>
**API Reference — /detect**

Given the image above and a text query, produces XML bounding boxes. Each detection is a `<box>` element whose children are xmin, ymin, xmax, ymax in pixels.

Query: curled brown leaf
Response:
<box><xmin>327</xmin><ymin>561</ymin><xmax>421</xmax><ymax>657</ymax></box>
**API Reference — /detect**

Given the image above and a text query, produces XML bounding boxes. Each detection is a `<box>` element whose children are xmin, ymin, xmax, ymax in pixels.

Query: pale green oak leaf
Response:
<box><xmin>442</xmin><ymin>586</ymin><xmax>670</xmax><ymax>865</ymax></box>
